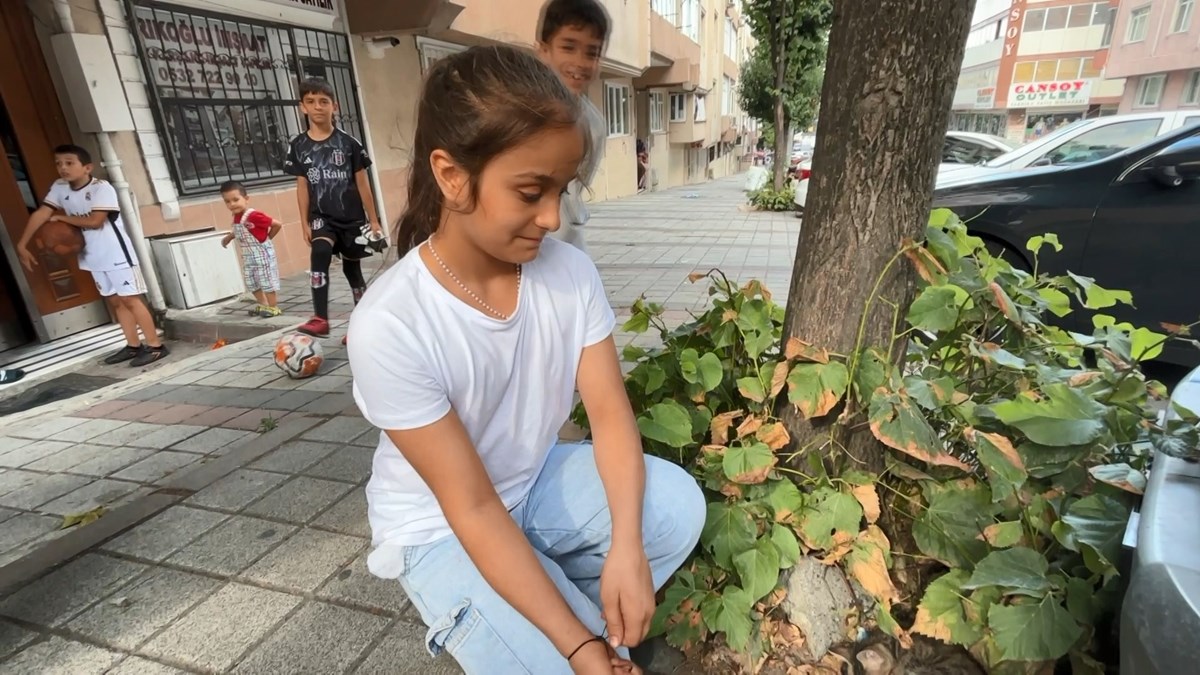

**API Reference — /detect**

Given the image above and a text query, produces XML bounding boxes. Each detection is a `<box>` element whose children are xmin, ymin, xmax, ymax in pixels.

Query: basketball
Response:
<box><xmin>274</xmin><ymin>333</ymin><xmax>324</xmax><ymax>379</ymax></box>
<box><xmin>39</xmin><ymin>218</ymin><xmax>84</xmax><ymax>256</ymax></box>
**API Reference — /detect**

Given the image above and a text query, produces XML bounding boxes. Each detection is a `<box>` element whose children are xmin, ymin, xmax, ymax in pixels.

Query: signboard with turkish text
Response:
<box><xmin>1008</xmin><ymin>80</ymin><xmax>1094</xmax><ymax>108</ymax></box>
<box><xmin>974</xmin><ymin>87</ymin><xmax>996</xmax><ymax>110</ymax></box>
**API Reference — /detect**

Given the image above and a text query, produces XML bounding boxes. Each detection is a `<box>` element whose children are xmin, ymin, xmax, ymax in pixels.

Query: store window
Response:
<box><xmin>130</xmin><ymin>1</ymin><xmax>363</xmax><ymax>195</ymax></box>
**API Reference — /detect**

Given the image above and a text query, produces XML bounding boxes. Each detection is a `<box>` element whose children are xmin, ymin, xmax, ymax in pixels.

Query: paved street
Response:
<box><xmin>0</xmin><ymin>176</ymin><xmax>799</xmax><ymax>674</ymax></box>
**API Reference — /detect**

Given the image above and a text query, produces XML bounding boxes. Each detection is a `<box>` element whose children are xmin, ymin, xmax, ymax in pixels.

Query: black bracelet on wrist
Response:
<box><xmin>566</xmin><ymin>635</ymin><xmax>606</xmax><ymax>661</ymax></box>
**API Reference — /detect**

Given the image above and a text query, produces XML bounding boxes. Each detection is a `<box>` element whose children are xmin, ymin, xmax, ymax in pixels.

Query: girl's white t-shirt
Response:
<box><xmin>348</xmin><ymin>237</ymin><xmax>616</xmax><ymax>564</ymax></box>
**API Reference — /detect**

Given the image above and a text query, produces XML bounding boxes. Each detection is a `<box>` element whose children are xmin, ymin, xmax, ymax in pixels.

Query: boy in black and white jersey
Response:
<box><xmin>16</xmin><ymin>144</ymin><xmax>169</xmax><ymax>367</ymax></box>
<box><xmin>284</xmin><ymin>77</ymin><xmax>383</xmax><ymax>342</ymax></box>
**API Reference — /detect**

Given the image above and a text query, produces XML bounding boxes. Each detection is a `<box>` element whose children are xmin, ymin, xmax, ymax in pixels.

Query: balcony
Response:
<box><xmin>345</xmin><ymin>0</ymin><xmax>467</xmax><ymax>36</ymax></box>
<box><xmin>723</xmin><ymin>55</ymin><xmax>739</xmax><ymax>80</ymax></box>
<box><xmin>720</xmin><ymin>114</ymin><xmax>737</xmax><ymax>143</ymax></box>
<box><xmin>669</xmin><ymin>117</ymin><xmax>705</xmax><ymax>145</ymax></box>
<box><xmin>636</xmin><ymin>10</ymin><xmax>700</xmax><ymax>89</ymax></box>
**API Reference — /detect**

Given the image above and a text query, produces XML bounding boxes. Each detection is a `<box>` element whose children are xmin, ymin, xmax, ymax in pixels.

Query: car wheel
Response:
<box><xmin>984</xmin><ymin>239</ymin><xmax>1031</xmax><ymax>273</ymax></box>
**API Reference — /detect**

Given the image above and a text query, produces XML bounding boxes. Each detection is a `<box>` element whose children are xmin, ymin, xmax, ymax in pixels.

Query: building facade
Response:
<box><xmin>0</xmin><ymin>0</ymin><xmax>753</xmax><ymax>356</ymax></box>
<box><xmin>1105</xmin><ymin>0</ymin><xmax>1200</xmax><ymax>113</ymax></box>
<box><xmin>950</xmin><ymin>0</ymin><xmax>1128</xmax><ymax>144</ymax></box>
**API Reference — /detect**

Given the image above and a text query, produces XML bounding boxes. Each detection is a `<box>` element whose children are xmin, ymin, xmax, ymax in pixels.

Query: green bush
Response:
<box><xmin>748</xmin><ymin>184</ymin><xmax>796</xmax><ymax>211</ymax></box>
<box><xmin>573</xmin><ymin>209</ymin><xmax>1196</xmax><ymax>673</ymax></box>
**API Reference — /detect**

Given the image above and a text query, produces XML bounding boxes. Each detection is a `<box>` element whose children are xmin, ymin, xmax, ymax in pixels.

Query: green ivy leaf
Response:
<box><xmin>963</xmin><ymin>548</ymin><xmax>1052</xmax><ymax>597</ymax></box>
<box><xmin>904</xmin><ymin>376</ymin><xmax>957</xmax><ymax>410</ymax></box>
<box><xmin>787</xmin><ymin>361</ymin><xmax>849</xmax><ymax>418</ymax></box>
<box><xmin>1088</xmin><ymin>463</ymin><xmax>1146</xmax><ymax>494</ymax></box>
<box><xmin>736</xmin><ymin>376</ymin><xmax>767</xmax><ymax>403</ymax></box>
<box><xmin>987</xmin><ymin>384</ymin><xmax>1106</xmax><ymax>446</ymax></box>
<box><xmin>679</xmin><ymin>349</ymin><xmax>724</xmax><ymax>392</ymax></box>
<box><xmin>851</xmin><ymin>348</ymin><xmax>891</xmax><ymax>407</ymax></box>
<box><xmin>744</xmin><ymin>329</ymin><xmax>776</xmax><ymax>360</ymax></box>
<box><xmin>622</xmin><ymin>311</ymin><xmax>651</xmax><ymax>334</ymax></box>
<box><xmin>1065</xmin><ymin>577</ymin><xmax>1096</xmax><ymax>626</ymax></box>
<box><xmin>906</xmin><ymin>284</ymin><xmax>973</xmax><ymax>332</ymax></box>
<box><xmin>1026</xmin><ymin>233</ymin><xmax>1063</xmax><ymax>255</ymax></box>
<box><xmin>1131</xmin><ymin>327</ymin><xmax>1166</xmax><ymax>362</ymax></box>
<box><xmin>989</xmin><ymin>595</ymin><xmax>1082</xmax><ymax>661</ymax></box>
<box><xmin>1067</xmin><ymin>272</ymin><xmax>1133</xmax><ymax>310</ymax></box>
<box><xmin>770</xmin><ymin>523</ymin><xmax>800</xmax><ymax>568</ymax></box>
<box><xmin>1037</xmin><ymin>287</ymin><xmax>1072</xmax><ymax>318</ymax></box>
<box><xmin>700</xmin><ymin>586</ymin><xmax>755</xmax><ymax>651</ymax></box>
<box><xmin>637</xmin><ymin>401</ymin><xmax>695</xmax><ymax>448</ymax></box>
<box><xmin>1060</xmin><ymin>494</ymin><xmax>1129</xmax><ymax>567</ymax></box>
<box><xmin>869</xmin><ymin>389</ymin><xmax>969</xmax><ymax>471</ymax></box>
<box><xmin>912</xmin><ymin>570</ymin><xmax>982</xmax><ymax>646</ymax></box>
<box><xmin>701</xmin><ymin>502</ymin><xmax>758</xmax><ymax>568</ymax></box>
<box><xmin>969</xmin><ymin>341</ymin><xmax>1028</xmax><ymax>370</ymax></box>
<box><xmin>798</xmin><ymin>487</ymin><xmax>863</xmax><ymax>550</ymax></box>
<box><xmin>723</xmin><ymin>442</ymin><xmax>777</xmax><ymax>485</ymax></box>
<box><xmin>913</xmin><ymin>481</ymin><xmax>992</xmax><ymax>567</ymax></box>
<box><xmin>765</xmin><ymin>479</ymin><xmax>806</xmax><ymax>523</ymax></box>
<box><xmin>924</xmin><ymin>224</ymin><xmax>962</xmax><ymax>272</ymax></box>
<box><xmin>649</xmin><ymin>576</ymin><xmax>706</xmax><ymax>646</ymax></box>
<box><xmin>642</xmin><ymin>363</ymin><xmax>667</xmax><ymax>395</ymax></box>
<box><xmin>622</xmin><ymin>344</ymin><xmax>648</xmax><ymax>361</ymax></box>
<box><xmin>970</xmin><ymin>430</ymin><xmax>1027</xmax><ymax>486</ymax></box>
<box><xmin>733</xmin><ymin>536</ymin><xmax>782</xmax><ymax>602</ymax></box>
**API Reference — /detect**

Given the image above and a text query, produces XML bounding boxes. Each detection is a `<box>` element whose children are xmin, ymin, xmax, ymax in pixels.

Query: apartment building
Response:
<box><xmin>950</xmin><ymin>0</ymin><xmax>1128</xmax><ymax>144</ymax></box>
<box><xmin>0</xmin><ymin>0</ymin><xmax>752</xmax><ymax>357</ymax></box>
<box><xmin>1105</xmin><ymin>0</ymin><xmax>1200</xmax><ymax>113</ymax></box>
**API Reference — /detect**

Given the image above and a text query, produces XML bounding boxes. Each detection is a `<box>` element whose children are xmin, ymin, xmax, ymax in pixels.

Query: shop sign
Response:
<box><xmin>974</xmin><ymin>87</ymin><xmax>996</xmax><ymax>109</ymax></box>
<box><xmin>261</xmin><ymin>0</ymin><xmax>337</xmax><ymax>14</ymax></box>
<box><xmin>1008</xmin><ymin>80</ymin><xmax>1093</xmax><ymax>108</ymax></box>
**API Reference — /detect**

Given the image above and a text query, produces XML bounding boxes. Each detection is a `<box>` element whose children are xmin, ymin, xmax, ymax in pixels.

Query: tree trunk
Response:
<box><xmin>771</xmin><ymin>0</ymin><xmax>789</xmax><ymax>191</ymax></box>
<box><xmin>779</xmin><ymin>0</ymin><xmax>975</xmax><ymax>463</ymax></box>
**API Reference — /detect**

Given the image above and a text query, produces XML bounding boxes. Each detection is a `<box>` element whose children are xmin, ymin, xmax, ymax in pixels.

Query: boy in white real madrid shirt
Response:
<box><xmin>16</xmin><ymin>144</ymin><xmax>169</xmax><ymax>367</ymax></box>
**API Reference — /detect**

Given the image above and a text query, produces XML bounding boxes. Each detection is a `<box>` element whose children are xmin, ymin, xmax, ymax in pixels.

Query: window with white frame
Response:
<box><xmin>1183</xmin><ymin>71</ymin><xmax>1200</xmax><ymax>105</ymax></box>
<box><xmin>1135</xmin><ymin>74</ymin><xmax>1166</xmax><ymax>107</ymax></box>
<box><xmin>652</xmin><ymin>0</ymin><xmax>676</xmax><ymax>23</ymax></box>
<box><xmin>605</xmin><ymin>83</ymin><xmax>631</xmax><ymax>136</ymax></box>
<box><xmin>1173</xmin><ymin>0</ymin><xmax>1195</xmax><ymax>32</ymax></box>
<box><xmin>725</xmin><ymin>18</ymin><xmax>737</xmax><ymax>60</ymax></box>
<box><xmin>417</xmin><ymin>36</ymin><xmax>467</xmax><ymax>73</ymax></box>
<box><xmin>681</xmin><ymin>0</ymin><xmax>700</xmax><ymax>42</ymax></box>
<box><xmin>669</xmin><ymin>93</ymin><xmax>687</xmax><ymax>122</ymax></box>
<box><xmin>649</xmin><ymin>92</ymin><xmax>666</xmax><ymax>132</ymax></box>
<box><xmin>1127</xmin><ymin>6</ymin><xmax>1151</xmax><ymax>42</ymax></box>
<box><xmin>694</xmin><ymin>94</ymin><xmax>707</xmax><ymax>122</ymax></box>
<box><xmin>1022</xmin><ymin>2</ymin><xmax>1115</xmax><ymax>32</ymax></box>
<box><xmin>722</xmin><ymin>77</ymin><xmax>735</xmax><ymax>115</ymax></box>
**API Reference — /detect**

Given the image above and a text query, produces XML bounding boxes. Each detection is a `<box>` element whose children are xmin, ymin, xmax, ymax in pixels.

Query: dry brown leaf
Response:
<box><xmin>816</xmin><ymin>530</ymin><xmax>856</xmax><ymax>565</ymax></box>
<box><xmin>847</xmin><ymin>526</ymin><xmax>899</xmax><ymax>609</ymax></box>
<box><xmin>852</xmin><ymin>484</ymin><xmax>882</xmax><ymax>525</ymax></box>
<box><xmin>784</xmin><ymin>337</ymin><xmax>831</xmax><ymax>364</ymax></box>
<box><xmin>770</xmin><ymin>361</ymin><xmax>790</xmax><ymax>398</ymax></box>
<box><xmin>722</xmin><ymin>308</ymin><xmax>739</xmax><ymax>324</ymax></box>
<box><xmin>966</xmin><ymin>428</ymin><xmax>1026</xmax><ymax>472</ymax></box>
<box><xmin>903</xmin><ymin>245</ymin><xmax>947</xmax><ymax>284</ymax></box>
<box><xmin>742</xmin><ymin>279</ymin><xmax>774</xmax><ymax>302</ymax></box>
<box><xmin>1068</xmin><ymin>371</ymin><xmax>1102</xmax><ymax>386</ymax></box>
<box><xmin>687</xmin><ymin>272</ymin><xmax>707</xmax><ymax>283</ymax></box>
<box><xmin>737</xmin><ymin>415</ymin><xmax>765</xmax><ymax>439</ymax></box>
<box><xmin>757</xmin><ymin>422</ymin><xmax>791</xmax><ymax>450</ymax></box>
<box><xmin>710</xmin><ymin>410</ymin><xmax>744</xmax><ymax>445</ymax></box>
<box><xmin>721</xmin><ymin>483</ymin><xmax>744</xmax><ymax>498</ymax></box>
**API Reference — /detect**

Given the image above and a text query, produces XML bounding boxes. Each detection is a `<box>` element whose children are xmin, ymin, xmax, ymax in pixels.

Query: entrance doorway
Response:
<box><xmin>0</xmin><ymin>2</ymin><xmax>108</xmax><ymax>356</ymax></box>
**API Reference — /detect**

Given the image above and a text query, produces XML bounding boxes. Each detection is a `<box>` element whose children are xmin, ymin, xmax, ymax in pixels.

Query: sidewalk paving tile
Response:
<box><xmin>243</xmin><ymin>476</ymin><xmax>354</xmax><ymax>524</ymax></box>
<box><xmin>249</xmin><ymin>440</ymin><xmax>339</xmax><ymax>474</ymax></box>
<box><xmin>231</xmin><ymin>601</ymin><xmax>389</xmax><ymax>674</ymax></box>
<box><xmin>166</xmin><ymin>515</ymin><xmax>298</xmax><ymax>576</ymax></box>
<box><xmin>312</xmin><ymin>490</ymin><xmax>369</xmax><ymax>538</ymax></box>
<box><xmin>38</xmin><ymin>478</ymin><xmax>140</xmax><ymax>516</ymax></box>
<box><xmin>295</xmin><ymin>374</ymin><xmax>353</xmax><ymax>393</ymax></box>
<box><xmin>107</xmin><ymin>657</ymin><xmax>190</xmax><ymax>675</ymax></box>
<box><xmin>302</xmin><ymin>416</ymin><xmax>375</xmax><ymax>443</ymax></box>
<box><xmin>0</xmin><ymin>553</ymin><xmax>149</xmax><ymax>626</ymax></box>
<box><xmin>353</xmin><ymin>621</ymin><xmax>463</xmax><ymax>674</ymax></box>
<box><xmin>139</xmin><ymin>582</ymin><xmax>301</xmax><ymax>672</ymax></box>
<box><xmin>126</xmin><ymin>424</ymin><xmax>209</xmax><ymax>450</ymax></box>
<box><xmin>103</xmin><ymin>506</ymin><xmax>228</xmax><ymax>562</ymax></box>
<box><xmin>65</xmin><ymin>567</ymin><xmax>223</xmax><ymax>650</ymax></box>
<box><xmin>260</xmin><ymin>389</ymin><xmax>324</xmax><ymax>411</ymax></box>
<box><xmin>24</xmin><ymin>443</ymin><xmax>110</xmax><ymax>473</ymax></box>
<box><xmin>0</xmin><ymin>436</ymin><xmax>34</xmax><ymax>455</ymax></box>
<box><xmin>0</xmin><ymin>469</ymin><xmax>43</xmax><ymax>497</ymax></box>
<box><xmin>142</xmin><ymin>405</ymin><xmax>216</xmax><ymax>427</ymax></box>
<box><xmin>69</xmin><ymin>447</ymin><xmax>156</xmax><ymax>478</ymax></box>
<box><xmin>10</xmin><ymin>416</ymin><xmax>87</xmax><ymax>440</ymax></box>
<box><xmin>0</xmin><ymin>513</ymin><xmax>62</xmax><ymax>552</ymax></box>
<box><xmin>317</xmin><ymin>552</ymin><xmax>408</xmax><ymax>615</ymax></box>
<box><xmin>0</xmin><ymin>473</ymin><xmax>91</xmax><ymax>510</ymax></box>
<box><xmin>297</xmin><ymin>392</ymin><xmax>356</xmax><ymax>416</ymax></box>
<box><xmin>243</xmin><ymin>527</ymin><xmax>365</xmax><ymax>592</ymax></box>
<box><xmin>303</xmin><ymin>446</ymin><xmax>374</xmax><ymax>484</ymax></box>
<box><xmin>0</xmin><ymin>440</ymin><xmax>74</xmax><ymax>468</ymax></box>
<box><xmin>186</xmin><ymin>469</ymin><xmax>289</xmax><ymax>511</ymax></box>
<box><xmin>0</xmin><ymin>619</ymin><xmax>38</xmax><ymax>659</ymax></box>
<box><xmin>46</xmin><ymin>418</ymin><xmax>130</xmax><ymax>443</ymax></box>
<box><xmin>187</xmin><ymin>406</ymin><xmax>250</xmax><ymax>428</ymax></box>
<box><xmin>2</xmin><ymin>636</ymin><xmax>123</xmax><ymax>674</ymax></box>
<box><xmin>111</xmin><ymin>451</ymin><xmax>206</xmax><ymax>483</ymax></box>
<box><xmin>169</xmin><ymin>427</ymin><xmax>253</xmax><ymax>455</ymax></box>
<box><xmin>90</xmin><ymin>422</ymin><xmax>172</xmax><ymax>448</ymax></box>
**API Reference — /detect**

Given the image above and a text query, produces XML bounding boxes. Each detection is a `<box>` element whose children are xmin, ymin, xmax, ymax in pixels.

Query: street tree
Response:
<box><xmin>738</xmin><ymin>42</ymin><xmax>823</xmax><ymax>145</ymax></box>
<box><xmin>779</xmin><ymin>0</ymin><xmax>976</xmax><ymax>462</ymax></box>
<box><xmin>742</xmin><ymin>0</ymin><xmax>831</xmax><ymax>190</ymax></box>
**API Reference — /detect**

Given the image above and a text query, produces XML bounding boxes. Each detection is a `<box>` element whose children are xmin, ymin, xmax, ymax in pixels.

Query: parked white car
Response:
<box><xmin>793</xmin><ymin>131</ymin><xmax>1017</xmax><ymax>212</ymax></box>
<box><xmin>938</xmin><ymin>110</ymin><xmax>1200</xmax><ymax>187</ymax></box>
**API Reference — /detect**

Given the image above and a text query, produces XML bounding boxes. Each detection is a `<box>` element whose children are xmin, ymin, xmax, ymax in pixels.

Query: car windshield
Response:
<box><xmin>984</xmin><ymin>119</ymin><xmax>1092</xmax><ymax>168</ymax></box>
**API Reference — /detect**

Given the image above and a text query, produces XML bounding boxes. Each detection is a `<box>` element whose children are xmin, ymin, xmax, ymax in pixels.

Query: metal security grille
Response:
<box><xmin>127</xmin><ymin>0</ymin><xmax>364</xmax><ymax>195</ymax></box>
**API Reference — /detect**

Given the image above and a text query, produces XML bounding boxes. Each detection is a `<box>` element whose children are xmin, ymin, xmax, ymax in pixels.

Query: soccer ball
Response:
<box><xmin>274</xmin><ymin>333</ymin><xmax>324</xmax><ymax>379</ymax></box>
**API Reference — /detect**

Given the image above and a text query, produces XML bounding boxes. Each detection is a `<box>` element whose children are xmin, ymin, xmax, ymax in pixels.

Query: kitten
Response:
<box><xmin>853</xmin><ymin>634</ymin><xmax>986</xmax><ymax>675</ymax></box>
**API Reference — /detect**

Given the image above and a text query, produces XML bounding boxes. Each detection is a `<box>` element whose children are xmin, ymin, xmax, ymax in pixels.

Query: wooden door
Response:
<box><xmin>0</xmin><ymin>2</ymin><xmax>103</xmax><ymax>326</ymax></box>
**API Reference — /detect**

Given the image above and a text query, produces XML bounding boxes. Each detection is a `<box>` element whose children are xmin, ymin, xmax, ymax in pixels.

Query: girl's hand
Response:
<box><xmin>599</xmin><ymin>541</ymin><xmax>655</xmax><ymax>648</ymax></box>
<box><xmin>568</xmin><ymin>640</ymin><xmax>642</xmax><ymax>675</ymax></box>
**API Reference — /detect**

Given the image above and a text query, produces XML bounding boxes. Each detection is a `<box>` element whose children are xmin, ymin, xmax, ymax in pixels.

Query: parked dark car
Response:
<box><xmin>933</xmin><ymin>123</ymin><xmax>1200</xmax><ymax>365</ymax></box>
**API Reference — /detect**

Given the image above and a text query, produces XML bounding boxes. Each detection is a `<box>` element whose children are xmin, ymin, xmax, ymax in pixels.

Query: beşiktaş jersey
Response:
<box><xmin>43</xmin><ymin>178</ymin><xmax>136</xmax><ymax>272</ymax></box>
<box><xmin>283</xmin><ymin>128</ymin><xmax>372</xmax><ymax>230</ymax></box>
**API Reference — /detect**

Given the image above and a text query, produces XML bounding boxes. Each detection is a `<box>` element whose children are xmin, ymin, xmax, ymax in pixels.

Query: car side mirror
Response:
<box><xmin>1031</xmin><ymin>156</ymin><xmax>1053</xmax><ymax>167</ymax></box>
<box><xmin>1150</xmin><ymin>136</ymin><xmax>1200</xmax><ymax>187</ymax></box>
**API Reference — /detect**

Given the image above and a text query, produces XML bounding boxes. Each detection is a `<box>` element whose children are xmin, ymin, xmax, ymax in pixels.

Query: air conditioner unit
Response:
<box><xmin>150</xmin><ymin>231</ymin><xmax>245</xmax><ymax>309</ymax></box>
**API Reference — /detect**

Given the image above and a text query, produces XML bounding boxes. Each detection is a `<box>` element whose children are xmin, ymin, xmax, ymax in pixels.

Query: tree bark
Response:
<box><xmin>780</xmin><ymin>0</ymin><xmax>975</xmax><ymax>463</ymax></box>
<box><xmin>771</xmin><ymin>0</ymin><xmax>789</xmax><ymax>191</ymax></box>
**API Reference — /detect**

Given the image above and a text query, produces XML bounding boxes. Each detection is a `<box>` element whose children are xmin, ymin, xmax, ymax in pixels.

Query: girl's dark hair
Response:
<box><xmin>394</xmin><ymin>45</ymin><xmax>584</xmax><ymax>255</ymax></box>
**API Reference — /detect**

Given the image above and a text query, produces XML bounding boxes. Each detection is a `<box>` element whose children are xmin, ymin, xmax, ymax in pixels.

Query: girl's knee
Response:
<box><xmin>645</xmin><ymin>457</ymin><xmax>706</xmax><ymax>550</ymax></box>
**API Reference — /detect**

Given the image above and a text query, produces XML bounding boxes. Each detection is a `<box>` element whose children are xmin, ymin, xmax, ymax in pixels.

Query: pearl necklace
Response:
<box><xmin>426</xmin><ymin>237</ymin><xmax>521</xmax><ymax>320</ymax></box>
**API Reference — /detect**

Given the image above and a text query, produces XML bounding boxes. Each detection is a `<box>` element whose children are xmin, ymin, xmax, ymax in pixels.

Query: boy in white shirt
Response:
<box><xmin>16</xmin><ymin>144</ymin><xmax>169</xmax><ymax>367</ymax></box>
<box><xmin>537</xmin><ymin>0</ymin><xmax>610</xmax><ymax>256</ymax></box>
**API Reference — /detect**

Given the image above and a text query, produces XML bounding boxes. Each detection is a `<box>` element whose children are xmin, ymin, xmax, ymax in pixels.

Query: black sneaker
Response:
<box><xmin>130</xmin><ymin>345</ymin><xmax>170</xmax><ymax>368</ymax></box>
<box><xmin>0</xmin><ymin>368</ymin><xmax>25</xmax><ymax>385</ymax></box>
<box><xmin>104</xmin><ymin>344</ymin><xmax>143</xmax><ymax>365</ymax></box>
